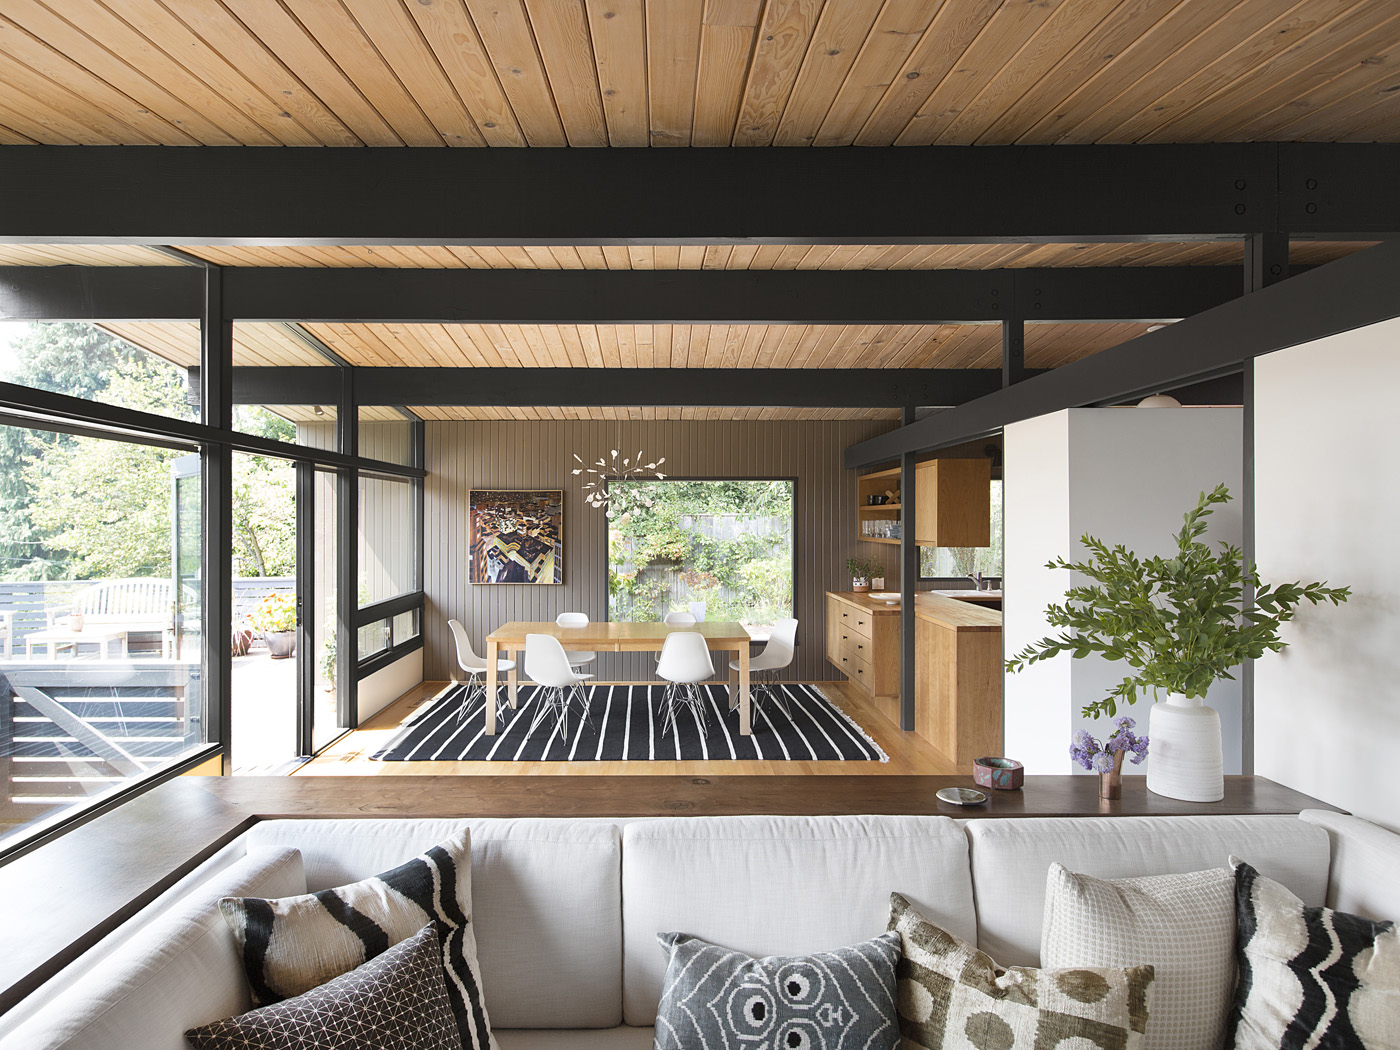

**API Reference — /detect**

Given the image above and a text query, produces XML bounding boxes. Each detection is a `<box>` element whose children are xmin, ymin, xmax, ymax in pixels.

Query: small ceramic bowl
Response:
<box><xmin>973</xmin><ymin>756</ymin><xmax>1024</xmax><ymax>791</ymax></box>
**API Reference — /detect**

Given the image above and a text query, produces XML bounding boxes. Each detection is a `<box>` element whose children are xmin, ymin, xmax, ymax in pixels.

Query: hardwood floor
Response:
<box><xmin>294</xmin><ymin>680</ymin><xmax>960</xmax><ymax>776</ymax></box>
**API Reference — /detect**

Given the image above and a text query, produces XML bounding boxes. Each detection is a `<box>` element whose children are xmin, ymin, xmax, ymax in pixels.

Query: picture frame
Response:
<box><xmin>468</xmin><ymin>489</ymin><xmax>563</xmax><ymax>585</ymax></box>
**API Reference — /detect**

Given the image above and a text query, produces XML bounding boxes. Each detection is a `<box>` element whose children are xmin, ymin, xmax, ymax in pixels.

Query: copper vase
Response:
<box><xmin>1098</xmin><ymin>749</ymin><xmax>1127</xmax><ymax>800</ymax></box>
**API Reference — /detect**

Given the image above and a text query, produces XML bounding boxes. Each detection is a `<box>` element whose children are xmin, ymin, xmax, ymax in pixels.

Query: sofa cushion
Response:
<box><xmin>1300</xmin><ymin>809</ymin><xmax>1400</xmax><ymax>922</ymax></box>
<box><xmin>186</xmin><ymin>922</ymin><xmax>463</xmax><ymax>1050</ymax></box>
<box><xmin>890</xmin><ymin>892</ymin><xmax>1155</xmax><ymax>1050</ymax></box>
<box><xmin>493</xmin><ymin>1028</ymin><xmax>655</xmax><ymax>1049</ymax></box>
<box><xmin>246</xmin><ymin>818</ymin><xmax>622</xmax><ymax>1029</ymax></box>
<box><xmin>620</xmin><ymin>815</ymin><xmax>973</xmax><ymax>1026</ymax></box>
<box><xmin>1040</xmin><ymin>862</ymin><xmax>1236</xmax><ymax>1050</ymax></box>
<box><xmin>968</xmin><ymin>815</ymin><xmax>1330</xmax><ymax>967</ymax></box>
<box><xmin>2</xmin><ymin>846</ymin><xmax>305</xmax><ymax>1050</ymax></box>
<box><xmin>222</xmin><ymin>827</ymin><xmax>494</xmax><ymax>1050</ymax></box>
<box><xmin>1227</xmin><ymin>858</ymin><xmax>1400</xmax><ymax>1050</ymax></box>
<box><xmin>653</xmin><ymin>930</ymin><xmax>901</xmax><ymax>1050</ymax></box>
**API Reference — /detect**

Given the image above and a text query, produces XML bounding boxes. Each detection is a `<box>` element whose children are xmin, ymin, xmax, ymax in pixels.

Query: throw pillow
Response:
<box><xmin>1041</xmin><ymin>861</ymin><xmax>1236</xmax><ymax>1050</ymax></box>
<box><xmin>187</xmin><ymin>922</ymin><xmax>464</xmax><ymax>1050</ymax></box>
<box><xmin>219</xmin><ymin>828</ymin><xmax>494</xmax><ymax>1050</ymax></box>
<box><xmin>1227</xmin><ymin>858</ymin><xmax>1399</xmax><ymax>1050</ymax></box>
<box><xmin>653</xmin><ymin>929</ymin><xmax>901</xmax><ymax>1050</ymax></box>
<box><xmin>889</xmin><ymin>891</ymin><xmax>1155</xmax><ymax>1050</ymax></box>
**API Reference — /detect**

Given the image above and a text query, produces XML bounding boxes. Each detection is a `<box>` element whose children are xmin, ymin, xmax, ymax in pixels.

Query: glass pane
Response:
<box><xmin>231</xmin><ymin>323</ymin><xmax>340</xmax><ymax>449</ymax></box>
<box><xmin>359</xmin><ymin>474</ymin><xmax>415</xmax><ymax>607</ymax></box>
<box><xmin>920</xmin><ymin>479</ymin><xmax>1004</xmax><ymax>579</ymax></box>
<box><xmin>0</xmin><ymin>321</ymin><xmax>198</xmax><ymax>422</ymax></box>
<box><xmin>359</xmin><ymin>409</ymin><xmax>414</xmax><ymax>466</ymax></box>
<box><xmin>607</xmin><ymin>480</ymin><xmax>794</xmax><ymax>641</ymax></box>
<box><xmin>358</xmin><ymin>619</ymin><xmax>389</xmax><ymax>660</ymax></box>
<box><xmin>233</xmin><ymin>403</ymin><xmax>338</xmax><ymax>451</ymax></box>
<box><xmin>0</xmin><ymin>421</ymin><xmax>202</xmax><ymax>853</ymax></box>
<box><xmin>231</xmin><ymin>452</ymin><xmax>299</xmax><ymax>774</ymax></box>
<box><xmin>311</xmin><ymin>469</ymin><xmax>341</xmax><ymax>753</ymax></box>
<box><xmin>392</xmin><ymin>608</ymin><xmax>419</xmax><ymax>645</ymax></box>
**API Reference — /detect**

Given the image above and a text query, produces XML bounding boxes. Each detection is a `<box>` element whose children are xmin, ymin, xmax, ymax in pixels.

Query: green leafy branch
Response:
<box><xmin>1004</xmin><ymin>484</ymin><xmax>1350</xmax><ymax>719</ymax></box>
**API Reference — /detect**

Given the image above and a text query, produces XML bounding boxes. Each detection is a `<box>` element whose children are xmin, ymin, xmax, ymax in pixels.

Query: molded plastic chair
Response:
<box><xmin>656</xmin><ymin>630</ymin><xmax>715</xmax><ymax>738</ymax></box>
<box><xmin>662</xmin><ymin>610</ymin><xmax>697</xmax><ymax>625</ymax></box>
<box><xmin>524</xmin><ymin>633</ymin><xmax>594</xmax><ymax>743</ymax></box>
<box><xmin>555</xmin><ymin>612</ymin><xmax>598</xmax><ymax>672</ymax></box>
<box><xmin>447</xmin><ymin>619</ymin><xmax>516</xmax><ymax>723</ymax></box>
<box><xmin>729</xmin><ymin>618</ymin><xmax>798</xmax><ymax>718</ymax></box>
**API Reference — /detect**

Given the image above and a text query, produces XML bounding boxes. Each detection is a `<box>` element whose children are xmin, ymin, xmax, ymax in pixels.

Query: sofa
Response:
<box><xmin>2</xmin><ymin>808</ymin><xmax>1397</xmax><ymax>1050</ymax></box>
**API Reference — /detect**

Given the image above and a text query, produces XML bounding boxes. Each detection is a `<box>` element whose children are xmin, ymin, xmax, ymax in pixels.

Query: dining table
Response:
<box><xmin>483</xmin><ymin>621</ymin><xmax>754</xmax><ymax>736</ymax></box>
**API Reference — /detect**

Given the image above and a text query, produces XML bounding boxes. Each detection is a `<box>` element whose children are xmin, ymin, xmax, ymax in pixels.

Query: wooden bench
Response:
<box><xmin>45</xmin><ymin>579</ymin><xmax>191</xmax><ymax>658</ymax></box>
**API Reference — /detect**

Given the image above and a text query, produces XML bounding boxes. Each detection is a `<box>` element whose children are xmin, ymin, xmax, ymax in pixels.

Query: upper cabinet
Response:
<box><xmin>915</xmin><ymin>459</ymin><xmax>991</xmax><ymax>548</ymax></box>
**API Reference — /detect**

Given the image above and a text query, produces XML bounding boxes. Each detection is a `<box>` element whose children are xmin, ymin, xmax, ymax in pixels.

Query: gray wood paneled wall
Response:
<box><xmin>424</xmin><ymin>418</ymin><xmax>895</xmax><ymax>684</ymax></box>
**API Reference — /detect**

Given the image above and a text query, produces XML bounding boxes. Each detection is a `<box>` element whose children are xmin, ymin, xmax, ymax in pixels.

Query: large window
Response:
<box><xmin>920</xmin><ymin>478</ymin><xmax>1004</xmax><ymax>580</ymax></box>
<box><xmin>607</xmin><ymin>479</ymin><xmax>794</xmax><ymax>639</ymax></box>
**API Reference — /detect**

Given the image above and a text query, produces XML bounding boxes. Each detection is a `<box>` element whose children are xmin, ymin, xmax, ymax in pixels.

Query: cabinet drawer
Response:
<box><xmin>838</xmin><ymin>632</ymin><xmax>873</xmax><ymax>664</ymax></box>
<box><xmin>835</xmin><ymin>647</ymin><xmax>873</xmax><ymax>691</ymax></box>
<box><xmin>835</xmin><ymin>604</ymin><xmax>873</xmax><ymax>640</ymax></box>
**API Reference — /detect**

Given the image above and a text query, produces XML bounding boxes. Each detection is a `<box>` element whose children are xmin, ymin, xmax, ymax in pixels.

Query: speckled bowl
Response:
<box><xmin>973</xmin><ymin>756</ymin><xmax>1024</xmax><ymax>791</ymax></box>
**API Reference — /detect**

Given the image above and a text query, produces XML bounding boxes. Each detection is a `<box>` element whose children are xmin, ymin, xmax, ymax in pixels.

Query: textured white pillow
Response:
<box><xmin>1041</xmin><ymin>862</ymin><xmax>1236</xmax><ymax>1050</ymax></box>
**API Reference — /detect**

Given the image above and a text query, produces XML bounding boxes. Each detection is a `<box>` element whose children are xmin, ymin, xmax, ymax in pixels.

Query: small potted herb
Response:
<box><xmin>846</xmin><ymin>556</ymin><xmax>884</xmax><ymax>593</ymax></box>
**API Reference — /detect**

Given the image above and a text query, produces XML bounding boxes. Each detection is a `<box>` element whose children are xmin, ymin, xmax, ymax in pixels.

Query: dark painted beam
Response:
<box><xmin>1</xmin><ymin>265</ymin><xmax>1244</xmax><ymax>324</ymax></box>
<box><xmin>845</xmin><ymin>240</ymin><xmax>1400</xmax><ymax>467</ymax></box>
<box><xmin>2</xmin><ymin>144</ymin><xmax>1398</xmax><ymax>244</ymax></box>
<box><xmin>229</xmin><ymin>366</ymin><xmax>1036</xmax><ymax>408</ymax></box>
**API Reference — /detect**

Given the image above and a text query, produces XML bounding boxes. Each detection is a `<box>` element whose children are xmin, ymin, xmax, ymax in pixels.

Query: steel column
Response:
<box><xmin>199</xmin><ymin>267</ymin><xmax>234</xmax><ymax>775</ymax></box>
<box><xmin>899</xmin><ymin>407</ymin><xmax>917</xmax><ymax>732</ymax></box>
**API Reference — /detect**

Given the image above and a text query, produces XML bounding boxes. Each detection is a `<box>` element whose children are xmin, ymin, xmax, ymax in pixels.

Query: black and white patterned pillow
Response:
<box><xmin>220</xmin><ymin>829</ymin><xmax>494</xmax><ymax>1050</ymax></box>
<box><xmin>654</xmin><ymin>930</ymin><xmax>901</xmax><ymax>1050</ymax></box>
<box><xmin>1227</xmin><ymin>859</ymin><xmax>1398</xmax><ymax>1050</ymax></box>
<box><xmin>187</xmin><ymin>922</ymin><xmax>463</xmax><ymax>1050</ymax></box>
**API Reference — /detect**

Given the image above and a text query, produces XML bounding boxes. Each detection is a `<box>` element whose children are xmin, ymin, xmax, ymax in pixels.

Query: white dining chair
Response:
<box><xmin>663</xmin><ymin>610</ymin><xmax>697</xmax><ymax>625</ymax></box>
<box><xmin>656</xmin><ymin>630</ymin><xmax>715</xmax><ymax>738</ymax></box>
<box><xmin>447</xmin><ymin>619</ymin><xmax>516</xmax><ymax>723</ymax></box>
<box><xmin>729</xmin><ymin>618</ymin><xmax>798</xmax><ymax>718</ymax></box>
<box><xmin>524</xmin><ymin>633</ymin><xmax>593</xmax><ymax>742</ymax></box>
<box><xmin>555</xmin><ymin>611</ymin><xmax>597</xmax><ymax>672</ymax></box>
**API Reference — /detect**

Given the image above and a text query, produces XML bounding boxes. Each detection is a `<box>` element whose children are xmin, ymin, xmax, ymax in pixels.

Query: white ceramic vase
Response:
<box><xmin>1145</xmin><ymin>692</ymin><xmax>1224</xmax><ymax>802</ymax></box>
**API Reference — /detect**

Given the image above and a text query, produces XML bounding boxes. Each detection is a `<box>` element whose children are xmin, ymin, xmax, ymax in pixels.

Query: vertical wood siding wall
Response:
<box><xmin>424</xmin><ymin>419</ymin><xmax>894</xmax><ymax>683</ymax></box>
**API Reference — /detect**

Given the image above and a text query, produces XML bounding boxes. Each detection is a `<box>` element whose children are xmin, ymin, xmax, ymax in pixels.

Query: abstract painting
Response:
<box><xmin>468</xmin><ymin>490</ymin><xmax>563</xmax><ymax>585</ymax></box>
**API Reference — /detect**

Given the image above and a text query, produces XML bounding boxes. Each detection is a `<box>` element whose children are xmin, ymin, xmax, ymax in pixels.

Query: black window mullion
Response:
<box><xmin>200</xmin><ymin>266</ymin><xmax>234</xmax><ymax>775</ymax></box>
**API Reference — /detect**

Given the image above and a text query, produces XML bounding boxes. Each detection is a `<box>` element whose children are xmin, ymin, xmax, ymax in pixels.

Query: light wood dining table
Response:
<box><xmin>483</xmin><ymin>621</ymin><xmax>754</xmax><ymax>736</ymax></box>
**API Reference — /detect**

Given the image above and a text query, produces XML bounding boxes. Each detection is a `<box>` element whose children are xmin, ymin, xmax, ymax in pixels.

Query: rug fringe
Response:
<box><xmin>804</xmin><ymin>685</ymin><xmax>891</xmax><ymax>763</ymax></box>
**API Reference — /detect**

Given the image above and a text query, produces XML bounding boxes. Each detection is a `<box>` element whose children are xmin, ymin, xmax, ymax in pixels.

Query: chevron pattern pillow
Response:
<box><xmin>653</xmin><ymin>930</ymin><xmax>901</xmax><ymax>1050</ymax></box>
<box><xmin>187</xmin><ymin>923</ymin><xmax>462</xmax><ymax>1050</ymax></box>
<box><xmin>1227</xmin><ymin>859</ymin><xmax>1398</xmax><ymax>1050</ymax></box>
<box><xmin>220</xmin><ymin>829</ymin><xmax>494</xmax><ymax>1050</ymax></box>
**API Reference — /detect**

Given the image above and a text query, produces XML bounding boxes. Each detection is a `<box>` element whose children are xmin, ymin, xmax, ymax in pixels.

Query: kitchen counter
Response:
<box><xmin>926</xmin><ymin>588</ymin><xmax>1002</xmax><ymax>604</ymax></box>
<box><xmin>915</xmin><ymin>592</ymin><xmax>1002</xmax><ymax>630</ymax></box>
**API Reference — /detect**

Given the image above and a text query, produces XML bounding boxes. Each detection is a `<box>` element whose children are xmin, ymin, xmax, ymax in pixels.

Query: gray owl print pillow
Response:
<box><xmin>654</xmin><ymin>930</ymin><xmax>901</xmax><ymax>1050</ymax></box>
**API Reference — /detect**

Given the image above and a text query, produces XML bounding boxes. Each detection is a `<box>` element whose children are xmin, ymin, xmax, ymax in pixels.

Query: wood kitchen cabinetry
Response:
<box><xmin>915</xmin><ymin>458</ymin><xmax>991</xmax><ymax>548</ymax></box>
<box><xmin>914</xmin><ymin>593</ymin><xmax>1003</xmax><ymax>766</ymax></box>
<box><xmin>825</xmin><ymin>591</ymin><xmax>900</xmax><ymax>724</ymax></box>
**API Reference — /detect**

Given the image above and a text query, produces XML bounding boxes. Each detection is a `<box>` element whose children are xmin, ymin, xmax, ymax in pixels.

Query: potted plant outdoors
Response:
<box><xmin>250</xmin><ymin>592</ymin><xmax>298</xmax><ymax>660</ymax></box>
<box><xmin>1005</xmin><ymin>484</ymin><xmax>1349</xmax><ymax>803</ymax></box>
<box><xmin>846</xmin><ymin>556</ymin><xmax>884</xmax><ymax>594</ymax></box>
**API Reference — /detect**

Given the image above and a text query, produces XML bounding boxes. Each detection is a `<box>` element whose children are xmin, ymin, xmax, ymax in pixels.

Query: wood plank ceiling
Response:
<box><xmin>0</xmin><ymin>0</ymin><xmax>1395</xmax><ymax>148</ymax></box>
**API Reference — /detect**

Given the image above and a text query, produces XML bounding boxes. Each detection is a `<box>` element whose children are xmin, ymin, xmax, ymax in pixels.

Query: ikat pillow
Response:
<box><xmin>653</xmin><ymin>929</ymin><xmax>901</xmax><ymax>1050</ymax></box>
<box><xmin>187</xmin><ymin>922</ymin><xmax>463</xmax><ymax>1050</ymax></box>
<box><xmin>1041</xmin><ymin>861</ymin><xmax>1236</xmax><ymax>1050</ymax></box>
<box><xmin>889</xmin><ymin>891</ymin><xmax>1155</xmax><ymax>1050</ymax></box>
<box><xmin>1227</xmin><ymin>858</ymin><xmax>1399</xmax><ymax>1050</ymax></box>
<box><xmin>219</xmin><ymin>828</ymin><xmax>495</xmax><ymax>1050</ymax></box>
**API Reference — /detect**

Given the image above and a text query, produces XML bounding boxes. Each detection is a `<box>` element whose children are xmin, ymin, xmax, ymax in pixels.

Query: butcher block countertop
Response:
<box><xmin>914</xmin><ymin>592</ymin><xmax>1002</xmax><ymax>631</ymax></box>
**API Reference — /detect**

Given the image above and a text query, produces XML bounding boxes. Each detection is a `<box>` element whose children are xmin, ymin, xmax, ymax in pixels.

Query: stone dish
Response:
<box><xmin>973</xmin><ymin>756</ymin><xmax>1025</xmax><ymax>790</ymax></box>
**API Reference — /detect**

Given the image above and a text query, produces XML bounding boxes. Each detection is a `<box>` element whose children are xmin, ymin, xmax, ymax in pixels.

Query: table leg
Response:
<box><xmin>486</xmin><ymin>640</ymin><xmax>499</xmax><ymax>735</ymax></box>
<box><xmin>739</xmin><ymin>644</ymin><xmax>751</xmax><ymax>736</ymax></box>
<box><xmin>729</xmin><ymin>659</ymin><xmax>739</xmax><ymax>711</ymax></box>
<box><xmin>508</xmin><ymin>659</ymin><xmax>519</xmax><ymax>708</ymax></box>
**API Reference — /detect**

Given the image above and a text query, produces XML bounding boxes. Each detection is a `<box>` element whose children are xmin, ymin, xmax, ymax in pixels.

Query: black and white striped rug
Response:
<box><xmin>371</xmin><ymin>683</ymin><xmax>888</xmax><ymax>763</ymax></box>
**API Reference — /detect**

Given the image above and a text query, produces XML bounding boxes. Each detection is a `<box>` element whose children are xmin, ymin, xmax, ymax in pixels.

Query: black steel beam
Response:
<box><xmin>0</xmin><ymin>265</ymin><xmax>201</xmax><ymax>319</ymax></box>
<box><xmin>845</xmin><ymin>239</ymin><xmax>1400</xmax><ymax>467</ymax></box>
<box><xmin>5</xmin><ymin>143</ymin><xmax>1399</xmax><ymax>244</ymax></box>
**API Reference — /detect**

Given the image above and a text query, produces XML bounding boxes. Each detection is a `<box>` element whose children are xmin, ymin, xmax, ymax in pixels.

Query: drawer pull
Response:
<box><xmin>857</xmin><ymin>644</ymin><xmax>864</xmax><ymax>650</ymax></box>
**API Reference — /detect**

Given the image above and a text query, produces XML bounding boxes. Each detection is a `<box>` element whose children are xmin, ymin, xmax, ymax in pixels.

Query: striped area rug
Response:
<box><xmin>371</xmin><ymin>683</ymin><xmax>888</xmax><ymax>763</ymax></box>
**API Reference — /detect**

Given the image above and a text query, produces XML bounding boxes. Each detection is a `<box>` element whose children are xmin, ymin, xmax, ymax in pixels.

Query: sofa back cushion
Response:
<box><xmin>969</xmin><ymin>814</ymin><xmax>1331</xmax><ymax>967</ymax></box>
<box><xmin>246</xmin><ymin>818</ymin><xmax>622</xmax><ymax>1029</ymax></box>
<box><xmin>620</xmin><ymin>814</ymin><xmax>974</xmax><ymax>1026</ymax></box>
<box><xmin>1299</xmin><ymin>808</ymin><xmax>1400</xmax><ymax>921</ymax></box>
<box><xmin>3</xmin><ymin>847</ymin><xmax>305</xmax><ymax>1050</ymax></box>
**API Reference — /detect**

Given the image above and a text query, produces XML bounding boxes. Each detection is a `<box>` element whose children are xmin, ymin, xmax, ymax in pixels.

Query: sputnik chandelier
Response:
<box><xmin>572</xmin><ymin>449</ymin><xmax>667</xmax><ymax>517</ymax></box>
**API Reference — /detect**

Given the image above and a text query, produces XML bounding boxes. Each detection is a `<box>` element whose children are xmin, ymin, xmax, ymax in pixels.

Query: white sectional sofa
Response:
<box><xmin>3</xmin><ymin>809</ymin><xmax>1397</xmax><ymax>1050</ymax></box>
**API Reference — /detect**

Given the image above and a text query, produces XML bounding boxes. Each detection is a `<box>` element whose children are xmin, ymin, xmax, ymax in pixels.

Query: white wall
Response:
<box><xmin>1255</xmin><ymin>316</ymin><xmax>1400</xmax><ymax>832</ymax></box>
<box><xmin>359</xmin><ymin>647</ymin><xmax>424</xmax><ymax>721</ymax></box>
<box><xmin>1004</xmin><ymin>407</ymin><xmax>1243</xmax><ymax>774</ymax></box>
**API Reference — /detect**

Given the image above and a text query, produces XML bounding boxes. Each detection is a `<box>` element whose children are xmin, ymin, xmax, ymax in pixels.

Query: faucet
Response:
<box><xmin>968</xmin><ymin>571</ymin><xmax>984</xmax><ymax>591</ymax></box>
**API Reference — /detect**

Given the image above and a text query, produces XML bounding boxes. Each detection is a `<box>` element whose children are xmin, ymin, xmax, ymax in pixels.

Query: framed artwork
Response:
<box><xmin>468</xmin><ymin>489</ymin><xmax>563</xmax><ymax>584</ymax></box>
